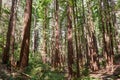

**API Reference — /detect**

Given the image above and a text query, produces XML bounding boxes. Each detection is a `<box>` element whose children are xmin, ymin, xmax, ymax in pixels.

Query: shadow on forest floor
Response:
<box><xmin>1</xmin><ymin>63</ymin><xmax>120</xmax><ymax>80</ymax></box>
<box><xmin>0</xmin><ymin>62</ymin><xmax>30</xmax><ymax>80</ymax></box>
<box><xmin>90</xmin><ymin>65</ymin><xmax>120</xmax><ymax>80</ymax></box>
<box><xmin>0</xmin><ymin>59</ymin><xmax>65</xmax><ymax>80</ymax></box>
<box><xmin>0</xmin><ymin>56</ymin><xmax>120</xmax><ymax>80</ymax></box>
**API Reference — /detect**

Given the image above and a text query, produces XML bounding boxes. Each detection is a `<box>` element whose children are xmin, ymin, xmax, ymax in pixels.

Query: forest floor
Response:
<box><xmin>89</xmin><ymin>55</ymin><xmax>120</xmax><ymax>80</ymax></box>
<box><xmin>0</xmin><ymin>60</ymin><xmax>30</xmax><ymax>80</ymax></box>
<box><xmin>0</xmin><ymin>59</ymin><xmax>120</xmax><ymax>80</ymax></box>
<box><xmin>90</xmin><ymin>65</ymin><xmax>120</xmax><ymax>80</ymax></box>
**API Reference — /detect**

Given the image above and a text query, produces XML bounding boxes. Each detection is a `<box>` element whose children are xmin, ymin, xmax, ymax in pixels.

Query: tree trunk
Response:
<box><xmin>42</xmin><ymin>7</ymin><xmax>47</xmax><ymax>63</ymax></box>
<box><xmin>10</xmin><ymin>0</ymin><xmax>17</xmax><ymax>67</ymax></box>
<box><xmin>33</xmin><ymin>8</ymin><xmax>38</xmax><ymax>53</ymax></box>
<box><xmin>72</xmin><ymin>0</ymin><xmax>80</xmax><ymax>77</ymax></box>
<box><xmin>0</xmin><ymin>0</ymin><xmax>2</xmax><ymax>19</ymax></box>
<box><xmin>19</xmin><ymin>0</ymin><xmax>32</xmax><ymax>69</ymax></box>
<box><xmin>67</xmin><ymin>2</ymin><xmax>74</xmax><ymax>79</ymax></box>
<box><xmin>99</xmin><ymin>0</ymin><xmax>114</xmax><ymax>71</ymax></box>
<box><xmin>54</xmin><ymin>0</ymin><xmax>60</xmax><ymax>68</ymax></box>
<box><xmin>86</xmin><ymin>0</ymin><xmax>99</xmax><ymax>71</ymax></box>
<box><xmin>2</xmin><ymin>0</ymin><xmax>16</xmax><ymax>64</ymax></box>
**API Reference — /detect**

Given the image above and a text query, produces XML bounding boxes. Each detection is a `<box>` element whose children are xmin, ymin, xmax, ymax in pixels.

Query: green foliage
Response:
<box><xmin>68</xmin><ymin>0</ymin><xmax>73</xmax><ymax>6</ymax></box>
<box><xmin>41</xmin><ymin>0</ymin><xmax>52</xmax><ymax>7</ymax></box>
<box><xmin>2</xmin><ymin>8</ymin><xmax>10</xmax><ymax>14</ymax></box>
<box><xmin>117</xmin><ymin>0</ymin><xmax>120</xmax><ymax>9</ymax></box>
<box><xmin>99</xmin><ymin>59</ymin><xmax>106</xmax><ymax>68</ymax></box>
<box><xmin>0</xmin><ymin>0</ymin><xmax>120</xmax><ymax>80</ymax></box>
<box><xmin>82</xmin><ymin>67</ymin><xmax>90</xmax><ymax>76</ymax></box>
<box><xmin>24</xmin><ymin>54</ymin><xmax>65</xmax><ymax>80</ymax></box>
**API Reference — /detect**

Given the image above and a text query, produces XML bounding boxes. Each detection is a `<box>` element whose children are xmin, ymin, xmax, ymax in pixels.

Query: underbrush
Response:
<box><xmin>25</xmin><ymin>56</ymin><xmax>65</xmax><ymax>80</ymax></box>
<box><xmin>24</xmin><ymin>57</ymin><xmax>99</xmax><ymax>80</ymax></box>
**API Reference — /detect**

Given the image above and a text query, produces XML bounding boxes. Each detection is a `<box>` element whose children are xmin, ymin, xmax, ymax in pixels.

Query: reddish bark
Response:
<box><xmin>42</xmin><ymin>7</ymin><xmax>47</xmax><ymax>63</ymax></box>
<box><xmin>67</xmin><ymin>3</ymin><xmax>74</xmax><ymax>78</ymax></box>
<box><xmin>0</xmin><ymin>0</ymin><xmax>2</xmax><ymax>18</ymax></box>
<box><xmin>10</xmin><ymin>0</ymin><xmax>17</xmax><ymax>67</ymax></box>
<box><xmin>54</xmin><ymin>0</ymin><xmax>60</xmax><ymax>68</ymax></box>
<box><xmin>2</xmin><ymin>0</ymin><xmax>16</xmax><ymax>64</ymax></box>
<box><xmin>19</xmin><ymin>0</ymin><xmax>32</xmax><ymax>69</ymax></box>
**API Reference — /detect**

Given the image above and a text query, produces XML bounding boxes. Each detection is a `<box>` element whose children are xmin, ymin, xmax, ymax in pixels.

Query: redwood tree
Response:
<box><xmin>2</xmin><ymin>0</ymin><xmax>17</xmax><ymax>64</ymax></box>
<box><xmin>54</xmin><ymin>0</ymin><xmax>60</xmax><ymax>68</ymax></box>
<box><xmin>42</xmin><ymin>7</ymin><xmax>47</xmax><ymax>63</ymax></box>
<box><xmin>99</xmin><ymin>0</ymin><xmax>114</xmax><ymax>70</ymax></box>
<box><xmin>0</xmin><ymin>0</ymin><xmax>2</xmax><ymax>18</ymax></box>
<box><xmin>86</xmin><ymin>0</ymin><xmax>99</xmax><ymax>71</ymax></box>
<box><xmin>19</xmin><ymin>0</ymin><xmax>32</xmax><ymax>69</ymax></box>
<box><xmin>67</xmin><ymin>1</ymin><xmax>74</xmax><ymax>78</ymax></box>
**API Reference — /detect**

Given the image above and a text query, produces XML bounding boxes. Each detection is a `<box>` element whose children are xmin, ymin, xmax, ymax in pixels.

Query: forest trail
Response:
<box><xmin>0</xmin><ymin>61</ymin><xmax>120</xmax><ymax>80</ymax></box>
<box><xmin>90</xmin><ymin>65</ymin><xmax>120</xmax><ymax>80</ymax></box>
<box><xmin>0</xmin><ymin>0</ymin><xmax>120</xmax><ymax>79</ymax></box>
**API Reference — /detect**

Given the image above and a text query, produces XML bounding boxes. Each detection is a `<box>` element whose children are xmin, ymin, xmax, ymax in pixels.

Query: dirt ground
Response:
<box><xmin>0</xmin><ymin>59</ymin><xmax>120</xmax><ymax>80</ymax></box>
<box><xmin>90</xmin><ymin>65</ymin><xmax>120</xmax><ymax>80</ymax></box>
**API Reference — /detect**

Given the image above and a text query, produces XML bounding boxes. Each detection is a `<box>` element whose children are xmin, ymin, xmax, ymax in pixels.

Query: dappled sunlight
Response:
<box><xmin>0</xmin><ymin>0</ymin><xmax>120</xmax><ymax>79</ymax></box>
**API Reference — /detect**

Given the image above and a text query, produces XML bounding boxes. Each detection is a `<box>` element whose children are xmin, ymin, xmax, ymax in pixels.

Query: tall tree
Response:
<box><xmin>81</xmin><ymin>0</ymin><xmax>88</xmax><ymax>68</ymax></box>
<box><xmin>86</xmin><ymin>0</ymin><xmax>99</xmax><ymax>71</ymax></box>
<box><xmin>67</xmin><ymin>1</ymin><xmax>74</xmax><ymax>78</ymax></box>
<box><xmin>99</xmin><ymin>0</ymin><xmax>114</xmax><ymax>70</ymax></box>
<box><xmin>99</xmin><ymin>0</ymin><xmax>115</xmax><ymax>70</ymax></box>
<box><xmin>2</xmin><ymin>0</ymin><xmax>17</xmax><ymax>64</ymax></box>
<box><xmin>0</xmin><ymin>0</ymin><xmax>2</xmax><ymax>19</ymax></box>
<box><xmin>10</xmin><ymin>0</ymin><xmax>17</xmax><ymax>67</ymax></box>
<box><xmin>19</xmin><ymin>0</ymin><xmax>32</xmax><ymax>69</ymax></box>
<box><xmin>33</xmin><ymin>6</ymin><xmax>39</xmax><ymax>53</ymax></box>
<box><xmin>72</xmin><ymin>0</ymin><xmax>80</xmax><ymax>77</ymax></box>
<box><xmin>54</xmin><ymin>0</ymin><xmax>60</xmax><ymax>68</ymax></box>
<box><xmin>42</xmin><ymin>7</ymin><xmax>47</xmax><ymax>63</ymax></box>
